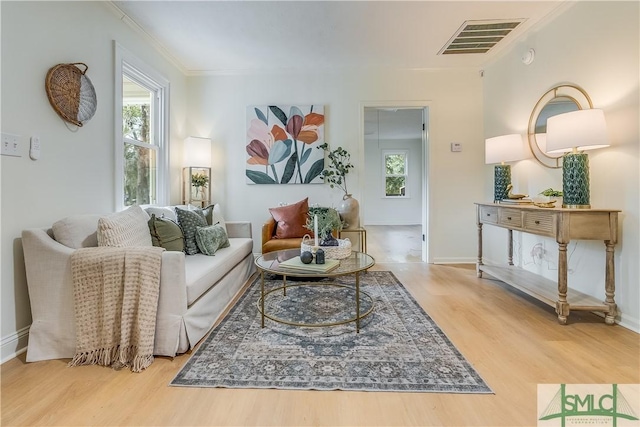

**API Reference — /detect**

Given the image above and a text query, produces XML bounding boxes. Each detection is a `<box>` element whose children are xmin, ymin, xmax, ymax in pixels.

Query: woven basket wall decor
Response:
<box><xmin>45</xmin><ymin>63</ymin><xmax>97</xmax><ymax>127</ymax></box>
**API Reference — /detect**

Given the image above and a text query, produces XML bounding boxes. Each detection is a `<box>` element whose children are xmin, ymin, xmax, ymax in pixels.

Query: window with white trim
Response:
<box><xmin>383</xmin><ymin>150</ymin><xmax>408</xmax><ymax>197</ymax></box>
<box><xmin>115</xmin><ymin>43</ymin><xmax>169</xmax><ymax>209</ymax></box>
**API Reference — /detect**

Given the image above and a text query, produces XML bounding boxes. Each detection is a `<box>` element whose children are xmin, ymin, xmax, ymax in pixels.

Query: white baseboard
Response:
<box><xmin>431</xmin><ymin>257</ymin><xmax>476</xmax><ymax>264</ymax></box>
<box><xmin>363</xmin><ymin>222</ymin><xmax>421</xmax><ymax>226</ymax></box>
<box><xmin>617</xmin><ymin>314</ymin><xmax>640</xmax><ymax>334</ymax></box>
<box><xmin>1</xmin><ymin>326</ymin><xmax>29</xmax><ymax>364</ymax></box>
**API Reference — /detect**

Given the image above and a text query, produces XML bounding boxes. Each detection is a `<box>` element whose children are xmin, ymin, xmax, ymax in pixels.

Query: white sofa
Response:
<box><xmin>21</xmin><ymin>206</ymin><xmax>256</xmax><ymax>362</ymax></box>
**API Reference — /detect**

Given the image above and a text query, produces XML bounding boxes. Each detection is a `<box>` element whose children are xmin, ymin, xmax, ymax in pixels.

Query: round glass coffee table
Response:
<box><xmin>254</xmin><ymin>249</ymin><xmax>375</xmax><ymax>332</ymax></box>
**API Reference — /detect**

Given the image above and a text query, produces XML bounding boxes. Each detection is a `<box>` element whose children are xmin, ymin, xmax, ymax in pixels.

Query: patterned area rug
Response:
<box><xmin>171</xmin><ymin>271</ymin><xmax>492</xmax><ymax>393</ymax></box>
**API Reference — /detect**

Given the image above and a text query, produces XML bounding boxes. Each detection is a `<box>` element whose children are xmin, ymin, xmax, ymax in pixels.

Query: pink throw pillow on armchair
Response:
<box><xmin>268</xmin><ymin>198</ymin><xmax>310</xmax><ymax>239</ymax></box>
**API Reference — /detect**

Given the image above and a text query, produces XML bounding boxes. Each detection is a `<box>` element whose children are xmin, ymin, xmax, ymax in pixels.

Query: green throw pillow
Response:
<box><xmin>175</xmin><ymin>207</ymin><xmax>207</xmax><ymax>255</ymax></box>
<box><xmin>148</xmin><ymin>214</ymin><xmax>185</xmax><ymax>252</ymax></box>
<box><xmin>195</xmin><ymin>225</ymin><xmax>230</xmax><ymax>256</ymax></box>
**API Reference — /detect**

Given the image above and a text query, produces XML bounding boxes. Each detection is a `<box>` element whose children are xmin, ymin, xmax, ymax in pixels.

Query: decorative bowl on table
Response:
<box><xmin>301</xmin><ymin>235</ymin><xmax>352</xmax><ymax>260</ymax></box>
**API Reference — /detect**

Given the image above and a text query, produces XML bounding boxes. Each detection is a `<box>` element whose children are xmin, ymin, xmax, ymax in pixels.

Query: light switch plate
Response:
<box><xmin>450</xmin><ymin>142</ymin><xmax>462</xmax><ymax>152</ymax></box>
<box><xmin>1</xmin><ymin>133</ymin><xmax>21</xmax><ymax>157</ymax></box>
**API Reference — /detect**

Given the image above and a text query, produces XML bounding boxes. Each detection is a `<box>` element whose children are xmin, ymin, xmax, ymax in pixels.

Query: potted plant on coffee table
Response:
<box><xmin>305</xmin><ymin>207</ymin><xmax>343</xmax><ymax>246</ymax></box>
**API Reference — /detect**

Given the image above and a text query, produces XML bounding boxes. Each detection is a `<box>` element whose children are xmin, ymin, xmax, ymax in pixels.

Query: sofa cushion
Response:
<box><xmin>195</xmin><ymin>224</ymin><xmax>230</xmax><ymax>256</ymax></box>
<box><xmin>52</xmin><ymin>214</ymin><xmax>103</xmax><ymax>249</ymax></box>
<box><xmin>184</xmin><ymin>237</ymin><xmax>253</xmax><ymax>306</ymax></box>
<box><xmin>148</xmin><ymin>214</ymin><xmax>185</xmax><ymax>252</ymax></box>
<box><xmin>175</xmin><ymin>207</ymin><xmax>208</xmax><ymax>255</ymax></box>
<box><xmin>268</xmin><ymin>197</ymin><xmax>309</xmax><ymax>239</ymax></box>
<box><xmin>97</xmin><ymin>205</ymin><xmax>152</xmax><ymax>247</ymax></box>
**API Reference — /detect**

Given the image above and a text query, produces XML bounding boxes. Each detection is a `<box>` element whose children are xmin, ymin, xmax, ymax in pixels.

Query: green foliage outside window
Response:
<box><xmin>123</xmin><ymin>103</ymin><xmax>154</xmax><ymax>206</ymax></box>
<box><xmin>385</xmin><ymin>153</ymin><xmax>407</xmax><ymax>196</ymax></box>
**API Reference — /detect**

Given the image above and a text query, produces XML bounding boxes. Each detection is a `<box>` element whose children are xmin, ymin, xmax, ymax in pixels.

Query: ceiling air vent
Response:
<box><xmin>439</xmin><ymin>19</ymin><xmax>525</xmax><ymax>55</ymax></box>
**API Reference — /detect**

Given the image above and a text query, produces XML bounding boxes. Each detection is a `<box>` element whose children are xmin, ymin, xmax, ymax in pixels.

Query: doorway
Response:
<box><xmin>361</xmin><ymin>104</ymin><xmax>430</xmax><ymax>262</ymax></box>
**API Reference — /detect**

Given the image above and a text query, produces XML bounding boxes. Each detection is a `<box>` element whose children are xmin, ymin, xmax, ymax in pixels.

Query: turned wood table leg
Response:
<box><xmin>477</xmin><ymin>222</ymin><xmax>483</xmax><ymax>278</ymax></box>
<box><xmin>556</xmin><ymin>242</ymin><xmax>569</xmax><ymax>325</ymax></box>
<box><xmin>508</xmin><ymin>229</ymin><xmax>514</xmax><ymax>266</ymax></box>
<box><xmin>604</xmin><ymin>240</ymin><xmax>618</xmax><ymax>325</ymax></box>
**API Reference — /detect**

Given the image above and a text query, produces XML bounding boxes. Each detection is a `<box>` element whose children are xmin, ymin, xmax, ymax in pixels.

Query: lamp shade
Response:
<box><xmin>485</xmin><ymin>134</ymin><xmax>526</xmax><ymax>164</ymax></box>
<box><xmin>545</xmin><ymin>109</ymin><xmax>609</xmax><ymax>154</ymax></box>
<box><xmin>183</xmin><ymin>136</ymin><xmax>212</xmax><ymax>167</ymax></box>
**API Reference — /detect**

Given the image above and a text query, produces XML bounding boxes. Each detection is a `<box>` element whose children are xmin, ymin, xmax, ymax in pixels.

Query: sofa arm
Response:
<box><xmin>154</xmin><ymin>250</ymin><xmax>188</xmax><ymax>356</ymax></box>
<box><xmin>21</xmin><ymin>228</ymin><xmax>77</xmax><ymax>361</ymax></box>
<box><xmin>262</xmin><ymin>217</ymin><xmax>276</xmax><ymax>247</ymax></box>
<box><xmin>226</xmin><ymin>221</ymin><xmax>252</xmax><ymax>239</ymax></box>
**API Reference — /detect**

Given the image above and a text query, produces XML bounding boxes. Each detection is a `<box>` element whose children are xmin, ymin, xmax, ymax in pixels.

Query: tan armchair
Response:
<box><xmin>261</xmin><ymin>217</ymin><xmax>305</xmax><ymax>254</ymax></box>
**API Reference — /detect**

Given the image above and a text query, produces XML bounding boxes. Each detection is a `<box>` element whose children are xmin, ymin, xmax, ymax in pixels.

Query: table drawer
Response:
<box><xmin>498</xmin><ymin>209</ymin><xmax>523</xmax><ymax>228</ymax></box>
<box><xmin>524</xmin><ymin>212</ymin><xmax>554</xmax><ymax>235</ymax></box>
<box><xmin>479</xmin><ymin>206</ymin><xmax>498</xmax><ymax>224</ymax></box>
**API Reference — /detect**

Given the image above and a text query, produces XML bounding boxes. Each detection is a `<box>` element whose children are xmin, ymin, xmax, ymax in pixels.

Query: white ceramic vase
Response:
<box><xmin>337</xmin><ymin>194</ymin><xmax>360</xmax><ymax>229</ymax></box>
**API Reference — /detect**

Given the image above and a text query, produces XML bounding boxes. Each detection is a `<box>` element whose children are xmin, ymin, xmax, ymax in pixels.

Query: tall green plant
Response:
<box><xmin>318</xmin><ymin>143</ymin><xmax>354</xmax><ymax>195</ymax></box>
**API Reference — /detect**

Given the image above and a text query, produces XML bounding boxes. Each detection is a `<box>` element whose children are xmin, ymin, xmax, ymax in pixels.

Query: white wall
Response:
<box><xmin>0</xmin><ymin>1</ymin><xmax>188</xmax><ymax>361</ymax></box>
<box><xmin>186</xmin><ymin>68</ymin><xmax>485</xmax><ymax>263</ymax></box>
<box><xmin>482</xmin><ymin>1</ymin><xmax>640</xmax><ymax>331</ymax></box>
<box><xmin>364</xmin><ymin>137</ymin><xmax>423</xmax><ymax>225</ymax></box>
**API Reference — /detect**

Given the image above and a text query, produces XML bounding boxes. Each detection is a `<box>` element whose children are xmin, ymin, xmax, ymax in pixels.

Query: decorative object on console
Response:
<box><xmin>484</xmin><ymin>134</ymin><xmax>527</xmax><ymax>202</ymax></box>
<box><xmin>245</xmin><ymin>105</ymin><xmax>325</xmax><ymax>185</ymax></box>
<box><xmin>45</xmin><ymin>63</ymin><xmax>97</xmax><ymax>127</ymax></box>
<box><xmin>183</xmin><ymin>136</ymin><xmax>212</xmax><ymax>207</ymax></box>
<box><xmin>528</xmin><ymin>84</ymin><xmax>593</xmax><ymax>169</ymax></box>
<box><xmin>532</xmin><ymin>188</ymin><xmax>562</xmax><ymax>208</ymax></box>
<box><xmin>318</xmin><ymin>143</ymin><xmax>359</xmax><ymax>228</ymax></box>
<box><xmin>505</xmin><ymin>184</ymin><xmax>528</xmax><ymax>200</ymax></box>
<box><xmin>545</xmin><ymin>109</ymin><xmax>610</xmax><ymax>209</ymax></box>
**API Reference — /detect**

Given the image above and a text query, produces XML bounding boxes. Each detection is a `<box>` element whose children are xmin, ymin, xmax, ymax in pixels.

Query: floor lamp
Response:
<box><xmin>545</xmin><ymin>109</ymin><xmax>609</xmax><ymax>209</ymax></box>
<box><xmin>485</xmin><ymin>134</ymin><xmax>527</xmax><ymax>202</ymax></box>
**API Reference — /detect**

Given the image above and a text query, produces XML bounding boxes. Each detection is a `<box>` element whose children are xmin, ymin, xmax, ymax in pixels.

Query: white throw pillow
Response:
<box><xmin>144</xmin><ymin>206</ymin><xmax>177</xmax><ymax>222</ymax></box>
<box><xmin>52</xmin><ymin>214</ymin><xmax>103</xmax><ymax>249</ymax></box>
<box><xmin>211</xmin><ymin>203</ymin><xmax>227</xmax><ymax>232</ymax></box>
<box><xmin>97</xmin><ymin>205</ymin><xmax>152</xmax><ymax>247</ymax></box>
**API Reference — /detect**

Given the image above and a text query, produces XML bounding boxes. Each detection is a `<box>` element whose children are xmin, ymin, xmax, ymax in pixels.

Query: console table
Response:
<box><xmin>475</xmin><ymin>202</ymin><xmax>620</xmax><ymax>325</ymax></box>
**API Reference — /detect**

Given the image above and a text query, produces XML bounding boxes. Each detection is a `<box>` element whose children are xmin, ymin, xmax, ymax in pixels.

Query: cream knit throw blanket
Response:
<box><xmin>69</xmin><ymin>246</ymin><xmax>165</xmax><ymax>372</ymax></box>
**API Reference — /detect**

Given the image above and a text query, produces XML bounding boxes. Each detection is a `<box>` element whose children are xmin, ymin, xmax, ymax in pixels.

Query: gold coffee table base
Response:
<box><xmin>257</xmin><ymin>282</ymin><xmax>374</xmax><ymax>330</ymax></box>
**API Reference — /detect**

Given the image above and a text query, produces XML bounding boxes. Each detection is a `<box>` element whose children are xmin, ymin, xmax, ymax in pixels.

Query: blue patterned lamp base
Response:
<box><xmin>562</xmin><ymin>153</ymin><xmax>590</xmax><ymax>209</ymax></box>
<box><xmin>494</xmin><ymin>165</ymin><xmax>511</xmax><ymax>202</ymax></box>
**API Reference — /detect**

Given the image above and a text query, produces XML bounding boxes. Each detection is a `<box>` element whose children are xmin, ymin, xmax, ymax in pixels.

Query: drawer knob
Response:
<box><xmin>507</xmin><ymin>216</ymin><xmax>512</xmax><ymax>220</ymax></box>
<box><xmin>486</xmin><ymin>213</ymin><xmax>491</xmax><ymax>217</ymax></box>
<box><xmin>535</xmin><ymin>220</ymin><xmax>540</xmax><ymax>225</ymax></box>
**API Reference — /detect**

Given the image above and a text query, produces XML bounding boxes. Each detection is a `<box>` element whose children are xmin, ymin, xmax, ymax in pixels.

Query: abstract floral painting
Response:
<box><xmin>246</xmin><ymin>105</ymin><xmax>325</xmax><ymax>184</ymax></box>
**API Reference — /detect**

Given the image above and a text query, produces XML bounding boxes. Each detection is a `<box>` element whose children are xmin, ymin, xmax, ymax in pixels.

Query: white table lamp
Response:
<box><xmin>485</xmin><ymin>134</ymin><xmax>526</xmax><ymax>202</ymax></box>
<box><xmin>546</xmin><ymin>109</ymin><xmax>609</xmax><ymax>208</ymax></box>
<box><xmin>183</xmin><ymin>136</ymin><xmax>212</xmax><ymax>206</ymax></box>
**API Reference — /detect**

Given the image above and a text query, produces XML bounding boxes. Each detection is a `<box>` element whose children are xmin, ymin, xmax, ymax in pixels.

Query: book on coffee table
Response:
<box><xmin>278</xmin><ymin>256</ymin><xmax>340</xmax><ymax>273</ymax></box>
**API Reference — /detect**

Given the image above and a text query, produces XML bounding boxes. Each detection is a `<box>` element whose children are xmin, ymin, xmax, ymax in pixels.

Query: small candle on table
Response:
<box><xmin>314</xmin><ymin>214</ymin><xmax>319</xmax><ymax>247</ymax></box>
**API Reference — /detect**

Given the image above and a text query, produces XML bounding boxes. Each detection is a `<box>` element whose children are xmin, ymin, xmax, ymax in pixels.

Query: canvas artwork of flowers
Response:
<box><xmin>246</xmin><ymin>105</ymin><xmax>325</xmax><ymax>185</ymax></box>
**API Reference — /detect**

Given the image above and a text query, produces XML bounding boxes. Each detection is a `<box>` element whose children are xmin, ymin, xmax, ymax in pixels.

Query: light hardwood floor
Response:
<box><xmin>2</xmin><ymin>227</ymin><xmax>639</xmax><ymax>426</ymax></box>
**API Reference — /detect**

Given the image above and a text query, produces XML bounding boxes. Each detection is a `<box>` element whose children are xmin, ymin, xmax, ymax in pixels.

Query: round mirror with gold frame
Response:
<box><xmin>528</xmin><ymin>84</ymin><xmax>593</xmax><ymax>168</ymax></box>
